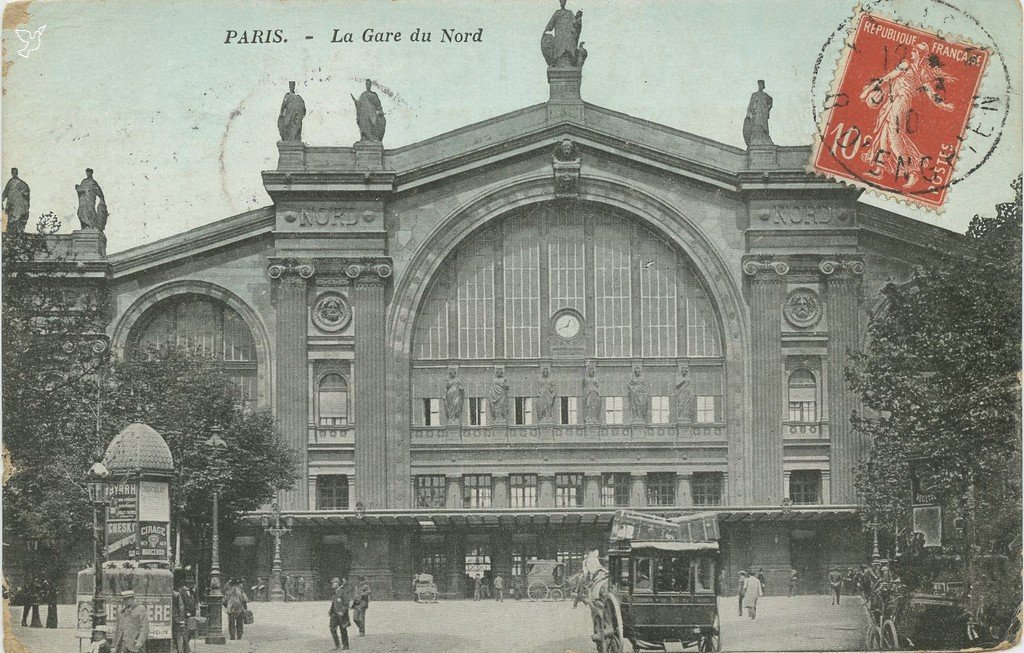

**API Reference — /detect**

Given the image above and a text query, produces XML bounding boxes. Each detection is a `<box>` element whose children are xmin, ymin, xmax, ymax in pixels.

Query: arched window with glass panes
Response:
<box><xmin>787</xmin><ymin>369</ymin><xmax>818</xmax><ymax>423</ymax></box>
<box><xmin>317</xmin><ymin>373</ymin><xmax>351</xmax><ymax>427</ymax></box>
<box><xmin>128</xmin><ymin>295</ymin><xmax>257</xmax><ymax>410</ymax></box>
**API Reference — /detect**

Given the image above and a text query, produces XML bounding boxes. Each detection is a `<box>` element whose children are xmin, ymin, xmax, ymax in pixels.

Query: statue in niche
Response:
<box><xmin>443</xmin><ymin>365</ymin><xmax>464</xmax><ymax>423</ymax></box>
<box><xmin>541</xmin><ymin>0</ymin><xmax>584</xmax><ymax>68</ymax></box>
<box><xmin>674</xmin><ymin>364</ymin><xmax>696</xmax><ymax>424</ymax></box>
<box><xmin>489</xmin><ymin>366</ymin><xmax>510</xmax><ymax>422</ymax></box>
<box><xmin>537</xmin><ymin>365</ymin><xmax>557</xmax><ymax>422</ymax></box>
<box><xmin>75</xmin><ymin>168</ymin><xmax>107</xmax><ymax>231</ymax></box>
<box><xmin>627</xmin><ymin>364</ymin><xmax>651</xmax><ymax>423</ymax></box>
<box><xmin>583</xmin><ymin>362</ymin><xmax>601</xmax><ymax>424</ymax></box>
<box><xmin>278</xmin><ymin>81</ymin><xmax>306</xmax><ymax>142</ymax></box>
<box><xmin>743</xmin><ymin>80</ymin><xmax>774</xmax><ymax>146</ymax></box>
<box><xmin>2</xmin><ymin>168</ymin><xmax>30</xmax><ymax>233</ymax></box>
<box><xmin>352</xmin><ymin>79</ymin><xmax>386</xmax><ymax>142</ymax></box>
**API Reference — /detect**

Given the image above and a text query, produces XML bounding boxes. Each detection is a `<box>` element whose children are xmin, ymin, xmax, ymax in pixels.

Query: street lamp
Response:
<box><xmin>205</xmin><ymin>426</ymin><xmax>227</xmax><ymax>645</ymax></box>
<box><xmin>86</xmin><ymin>460</ymin><xmax>110</xmax><ymax>644</ymax></box>
<box><xmin>260</xmin><ymin>499</ymin><xmax>293</xmax><ymax>602</ymax></box>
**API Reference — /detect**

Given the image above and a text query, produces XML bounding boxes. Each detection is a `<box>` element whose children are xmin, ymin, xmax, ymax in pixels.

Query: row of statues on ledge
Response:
<box><xmin>277</xmin><ymin>79</ymin><xmax>386</xmax><ymax>144</ymax></box>
<box><xmin>442</xmin><ymin>363</ymin><xmax>699</xmax><ymax>426</ymax></box>
<box><xmin>2</xmin><ymin>167</ymin><xmax>107</xmax><ymax>233</ymax></box>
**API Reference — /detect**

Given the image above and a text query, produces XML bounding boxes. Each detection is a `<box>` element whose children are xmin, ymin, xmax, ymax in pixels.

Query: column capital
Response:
<box><xmin>819</xmin><ymin>257</ymin><xmax>865</xmax><ymax>278</ymax></box>
<box><xmin>267</xmin><ymin>259</ymin><xmax>315</xmax><ymax>280</ymax></box>
<box><xmin>742</xmin><ymin>255</ymin><xmax>790</xmax><ymax>278</ymax></box>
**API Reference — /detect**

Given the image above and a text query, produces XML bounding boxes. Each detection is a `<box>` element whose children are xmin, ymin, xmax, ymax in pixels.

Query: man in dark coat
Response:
<box><xmin>351</xmin><ymin>576</ymin><xmax>371</xmax><ymax>637</ymax></box>
<box><xmin>328</xmin><ymin>577</ymin><xmax>351</xmax><ymax>650</ymax></box>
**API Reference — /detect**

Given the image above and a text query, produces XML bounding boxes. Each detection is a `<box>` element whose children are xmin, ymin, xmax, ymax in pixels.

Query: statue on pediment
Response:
<box><xmin>674</xmin><ymin>364</ymin><xmax>696</xmax><ymax>424</ymax></box>
<box><xmin>443</xmin><ymin>365</ymin><xmax>464</xmax><ymax>423</ymax></box>
<box><xmin>541</xmin><ymin>0</ymin><xmax>584</xmax><ymax>68</ymax></box>
<box><xmin>627</xmin><ymin>364</ymin><xmax>651</xmax><ymax>423</ymax></box>
<box><xmin>75</xmin><ymin>168</ymin><xmax>107</xmax><ymax>232</ymax></box>
<box><xmin>352</xmin><ymin>79</ymin><xmax>386</xmax><ymax>143</ymax></box>
<box><xmin>583</xmin><ymin>361</ymin><xmax>600</xmax><ymax>424</ymax></box>
<box><xmin>489</xmin><ymin>365</ymin><xmax>510</xmax><ymax>422</ymax></box>
<box><xmin>743</xmin><ymin>80</ymin><xmax>774</xmax><ymax>146</ymax></box>
<box><xmin>537</xmin><ymin>365</ymin><xmax>557</xmax><ymax>422</ymax></box>
<box><xmin>2</xmin><ymin>168</ymin><xmax>30</xmax><ymax>233</ymax></box>
<box><xmin>278</xmin><ymin>81</ymin><xmax>306</xmax><ymax>142</ymax></box>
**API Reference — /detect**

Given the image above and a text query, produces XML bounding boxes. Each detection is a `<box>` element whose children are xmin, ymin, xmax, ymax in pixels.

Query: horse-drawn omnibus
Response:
<box><xmin>586</xmin><ymin>511</ymin><xmax>722</xmax><ymax>653</ymax></box>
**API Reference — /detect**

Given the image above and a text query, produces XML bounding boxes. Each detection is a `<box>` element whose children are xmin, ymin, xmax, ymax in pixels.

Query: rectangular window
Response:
<box><xmin>512</xmin><ymin>551</ymin><xmax>538</xmax><ymax>577</ymax></box>
<box><xmin>604</xmin><ymin>396</ymin><xmax>624</xmax><ymax>425</ymax></box>
<box><xmin>415</xmin><ymin>475</ymin><xmax>447</xmax><ymax>509</ymax></box>
<box><xmin>316</xmin><ymin>475</ymin><xmax>349</xmax><ymax>510</ymax></box>
<box><xmin>422</xmin><ymin>398</ymin><xmax>441</xmax><ymax>426</ymax></box>
<box><xmin>556</xmin><ymin>547</ymin><xmax>585</xmax><ymax>573</ymax></box>
<box><xmin>790</xmin><ymin>470</ymin><xmax>822</xmax><ymax>505</ymax></box>
<box><xmin>788</xmin><ymin>400</ymin><xmax>816</xmax><ymax>422</ymax></box>
<box><xmin>692</xmin><ymin>472</ymin><xmax>724</xmax><ymax>506</ymax></box>
<box><xmin>695</xmin><ymin>396</ymin><xmax>721</xmax><ymax>424</ymax></box>
<box><xmin>463</xmin><ymin>474</ymin><xmax>492</xmax><ymax>508</ymax></box>
<box><xmin>510</xmin><ymin>474</ymin><xmax>538</xmax><ymax>508</ymax></box>
<box><xmin>468</xmin><ymin>398</ymin><xmax>489</xmax><ymax>427</ymax></box>
<box><xmin>514</xmin><ymin>397</ymin><xmax>534</xmax><ymax>426</ymax></box>
<box><xmin>414</xmin><ymin>292</ymin><xmax>449</xmax><ymax>359</ymax></box>
<box><xmin>559</xmin><ymin>397</ymin><xmax>579</xmax><ymax>425</ymax></box>
<box><xmin>601</xmin><ymin>473</ymin><xmax>631</xmax><ymax>507</ymax></box>
<box><xmin>419</xmin><ymin>553</ymin><xmax>448</xmax><ymax>579</ymax></box>
<box><xmin>555</xmin><ymin>473</ymin><xmax>584</xmax><ymax>508</ymax></box>
<box><xmin>651</xmin><ymin>396</ymin><xmax>671</xmax><ymax>424</ymax></box>
<box><xmin>646</xmin><ymin>472</ymin><xmax>677</xmax><ymax>507</ymax></box>
<box><xmin>504</xmin><ymin>231</ymin><xmax>542</xmax><ymax>358</ymax></box>
<box><xmin>594</xmin><ymin>226</ymin><xmax>632</xmax><ymax>357</ymax></box>
<box><xmin>465</xmin><ymin>547</ymin><xmax>491</xmax><ymax>575</ymax></box>
<box><xmin>640</xmin><ymin>243</ymin><xmax>678</xmax><ymax>357</ymax></box>
<box><xmin>685</xmin><ymin>286</ymin><xmax>723</xmax><ymax>357</ymax></box>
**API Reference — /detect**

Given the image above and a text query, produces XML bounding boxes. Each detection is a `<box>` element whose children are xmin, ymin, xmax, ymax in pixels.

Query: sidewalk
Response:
<box><xmin>4</xmin><ymin>605</ymin><xmax>254</xmax><ymax>653</ymax></box>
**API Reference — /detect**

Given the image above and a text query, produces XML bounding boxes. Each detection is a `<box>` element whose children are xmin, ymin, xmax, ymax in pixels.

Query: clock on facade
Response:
<box><xmin>553</xmin><ymin>311</ymin><xmax>582</xmax><ymax>340</ymax></box>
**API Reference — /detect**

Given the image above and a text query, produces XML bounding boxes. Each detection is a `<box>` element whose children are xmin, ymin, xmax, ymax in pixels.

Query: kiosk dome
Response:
<box><xmin>103</xmin><ymin>421</ymin><xmax>174</xmax><ymax>476</ymax></box>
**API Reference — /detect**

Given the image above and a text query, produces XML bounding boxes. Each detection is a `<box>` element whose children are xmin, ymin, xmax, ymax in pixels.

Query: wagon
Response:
<box><xmin>591</xmin><ymin>511</ymin><xmax>721</xmax><ymax>653</ymax></box>
<box><xmin>413</xmin><ymin>573</ymin><xmax>439</xmax><ymax>603</ymax></box>
<box><xmin>525</xmin><ymin>559</ymin><xmax>571</xmax><ymax>601</ymax></box>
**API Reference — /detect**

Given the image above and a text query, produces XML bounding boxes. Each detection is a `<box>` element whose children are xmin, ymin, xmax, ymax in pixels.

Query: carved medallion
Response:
<box><xmin>783</xmin><ymin>288</ymin><xmax>822</xmax><ymax>329</ymax></box>
<box><xmin>312</xmin><ymin>292</ymin><xmax>352</xmax><ymax>333</ymax></box>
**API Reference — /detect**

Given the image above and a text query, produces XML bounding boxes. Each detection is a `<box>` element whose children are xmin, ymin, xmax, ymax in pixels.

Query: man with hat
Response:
<box><xmin>111</xmin><ymin>590</ymin><xmax>149</xmax><ymax>653</ymax></box>
<box><xmin>328</xmin><ymin>577</ymin><xmax>352</xmax><ymax>650</ymax></box>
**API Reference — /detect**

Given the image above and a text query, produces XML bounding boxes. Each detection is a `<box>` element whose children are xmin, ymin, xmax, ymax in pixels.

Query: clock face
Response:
<box><xmin>554</xmin><ymin>312</ymin><xmax>582</xmax><ymax>340</ymax></box>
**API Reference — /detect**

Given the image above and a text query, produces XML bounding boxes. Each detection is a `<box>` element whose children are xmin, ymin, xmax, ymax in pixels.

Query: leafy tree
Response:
<box><xmin>849</xmin><ymin>175</ymin><xmax>1022</xmax><ymax>553</ymax></box>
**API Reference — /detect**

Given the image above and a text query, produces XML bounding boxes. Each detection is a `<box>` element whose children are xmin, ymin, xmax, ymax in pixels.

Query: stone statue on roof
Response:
<box><xmin>541</xmin><ymin>0</ymin><xmax>584</xmax><ymax>68</ymax></box>
<box><xmin>352</xmin><ymin>79</ymin><xmax>386</xmax><ymax>143</ymax></box>
<box><xmin>76</xmin><ymin>168</ymin><xmax>107</xmax><ymax>232</ymax></box>
<box><xmin>278</xmin><ymin>81</ymin><xmax>306</xmax><ymax>142</ymax></box>
<box><xmin>743</xmin><ymin>80</ymin><xmax>774</xmax><ymax>146</ymax></box>
<box><xmin>2</xmin><ymin>168</ymin><xmax>30</xmax><ymax>233</ymax></box>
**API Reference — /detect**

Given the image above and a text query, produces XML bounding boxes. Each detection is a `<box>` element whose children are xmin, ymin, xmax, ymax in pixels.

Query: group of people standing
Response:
<box><xmin>328</xmin><ymin>576</ymin><xmax>372</xmax><ymax>650</ymax></box>
<box><xmin>13</xmin><ymin>578</ymin><xmax>59</xmax><ymax>628</ymax></box>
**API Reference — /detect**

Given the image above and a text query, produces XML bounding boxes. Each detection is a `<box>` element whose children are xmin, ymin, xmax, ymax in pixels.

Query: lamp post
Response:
<box><xmin>260</xmin><ymin>499</ymin><xmax>293</xmax><ymax>602</ymax></box>
<box><xmin>205</xmin><ymin>426</ymin><xmax>227</xmax><ymax>645</ymax></box>
<box><xmin>86</xmin><ymin>460</ymin><xmax>110</xmax><ymax>644</ymax></box>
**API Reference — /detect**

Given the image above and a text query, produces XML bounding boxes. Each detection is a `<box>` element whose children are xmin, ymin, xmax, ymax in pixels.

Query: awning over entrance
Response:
<box><xmin>240</xmin><ymin>505</ymin><xmax>859</xmax><ymax>529</ymax></box>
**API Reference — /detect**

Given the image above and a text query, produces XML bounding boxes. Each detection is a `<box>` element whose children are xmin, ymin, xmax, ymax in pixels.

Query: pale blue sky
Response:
<box><xmin>2</xmin><ymin>0</ymin><xmax>1021</xmax><ymax>253</ymax></box>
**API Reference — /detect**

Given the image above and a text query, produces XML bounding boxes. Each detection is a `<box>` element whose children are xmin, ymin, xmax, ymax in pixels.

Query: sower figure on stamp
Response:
<box><xmin>328</xmin><ymin>577</ymin><xmax>352</xmax><ymax>650</ymax></box>
<box><xmin>859</xmin><ymin>41</ymin><xmax>956</xmax><ymax>188</ymax></box>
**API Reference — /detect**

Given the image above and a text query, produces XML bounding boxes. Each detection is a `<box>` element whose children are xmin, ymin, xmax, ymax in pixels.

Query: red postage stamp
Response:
<box><xmin>811</xmin><ymin>13</ymin><xmax>990</xmax><ymax>208</ymax></box>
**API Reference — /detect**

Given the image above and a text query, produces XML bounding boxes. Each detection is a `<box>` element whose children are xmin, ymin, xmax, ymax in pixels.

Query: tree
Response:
<box><xmin>849</xmin><ymin>175</ymin><xmax>1022</xmax><ymax>552</ymax></box>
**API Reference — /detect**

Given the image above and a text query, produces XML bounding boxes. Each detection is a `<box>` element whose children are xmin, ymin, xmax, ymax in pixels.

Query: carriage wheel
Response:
<box><xmin>866</xmin><ymin>625</ymin><xmax>882</xmax><ymax>650</ymax></box>
<box><xmin>698</xmin><ymin>613</ymin><xmax>722</xmax><ymax>652</ymax></box>
<box><xmin>591</xmin><ymin>595</ymin><xmax>623</xmax><ymax>653</ymax></box>
<box><xmin>528</xmin><ymin>581</ymin><xmax>549</xmax><ymax>602</ymax></box>
<box><xmin>881</xmin><ymin>619</ymin><xmax>899</xmax><ymax>650</ymax></box>
<box><xmin>425</xmin><ymin>589</ymin><xmax>438</xmax><ymax>603</ymax></box>
<box><xmin>550</xmin><ymin>588</ymin><xmax>565</xmax><ymax>601</ymax></box>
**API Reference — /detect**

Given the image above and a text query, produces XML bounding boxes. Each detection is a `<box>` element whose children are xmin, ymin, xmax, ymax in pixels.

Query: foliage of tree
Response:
<box><xmin>849</xmin><ymin>175</ymin><xmax>1022</xmax><ymax>554</ymax></box>
<box><xmin>3</xmin><ymin>218</ymin><xmax>298</xmax><ymax>590</ymax></box>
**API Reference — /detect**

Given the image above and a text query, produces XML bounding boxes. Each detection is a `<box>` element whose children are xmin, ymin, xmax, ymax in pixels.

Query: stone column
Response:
<box><xmin>821</xmin><ymin>470</ymin><xmax>832</xmax><ymax>505</ymax></box>
<box><xmin>269</xmin><ymin>262</ymin><xmax>314</xmax><ymax>510</ymax></box>
<box><xmin>630</xmin><ymin>473</ymin><xmax>646</xmax><ymax>507</ymax></box>
<box><xmin>349</xmin><ymin>261</ymin><xmax>392</xmax><ymax>509</ymax></box>
<box><xmin>743</xmin><ymin>258</ymin><xmax>788</xmax><ymax>504</ymax></box>
<box><xmin>821</xmin><ymin>258</ymin><xmax>865</xmax><ymax>504</ymax></box>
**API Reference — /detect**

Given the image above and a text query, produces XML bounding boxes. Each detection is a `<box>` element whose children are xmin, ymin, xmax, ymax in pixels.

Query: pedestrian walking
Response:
<box><xmin>111</xmin><ymin>590</ymin><xmax>149</xmax><ymax>653</ymax></box>
<box><xmin>174</xmin><ymin>572</ymin><xmax>196</xmax><ymax>653</ymax></box>
<box><xmin>16</xmin><ymin>583</ymin><xmax>30</xmax><ymax>627</ymax></box>
<box><xmin>473</xmin><ymin>574</ymin><xmax>482</xmax><ymax>601</ymax></box>
<box><xmin>297</xmin><ymin>575</ymin><xmax>307</xmax><ymax>602</ymax></box>
<box><xmin>481</xmin><ymin>574</ymin><xmax>491</xmax><ymax>599</ymax></box>
<box><xmin>42</xmin><ymin>579</ymin><xmax>58</xmax><ymax>628</ymax></box>
<box><xmin>736</xmin><ymin>571</ymin><xmax>746</xmax><ymax>616</ymax></box>
<box><xmin>742</xmin><ymin>570</ymin><xmax>763</xmax><ymax>620</ymax></box>
<box><xmin>351</xmin><ymin>576</ymin><xmax>371</xmax><ymax>636</ymax></box>
<box><xmin>788</xmin><ymin>569</ymin><xmax>798</xmax><ymax>597</ymax></box>
<box><xmin>493</xmin><ymin>574</ymin><xmax>504</xmax><ymax>602</ymax></box>
<box><xmin>328</xmin><ymin>577</ymin><xmax>352</xmax><ymax>650</ymax></box>
<box><xmin>828</xmin><ymin>567</ymin><xmax>843</xmax><ymax>606</ymax></box>
<box><xmin>223</xmin><ymin>578</ymin><xmax>249</xmax><ymax>640</ymax></box>
<box><xmin>756</xmin><ymin>568</ymin><xmax>767</xmax><ymax>595</ymax></box>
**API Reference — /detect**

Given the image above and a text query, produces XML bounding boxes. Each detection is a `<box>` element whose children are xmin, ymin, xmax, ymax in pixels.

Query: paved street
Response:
<box><xmin>6</xmin><ymin>595</ymin><xmax>866</xmax><ymax>653</ymax></box>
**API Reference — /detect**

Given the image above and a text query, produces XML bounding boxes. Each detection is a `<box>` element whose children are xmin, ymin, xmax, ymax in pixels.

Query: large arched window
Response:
<box><xmin>413</xmin><ymin>207</ymin><xmax>723</xmax><ymax>360</ymax></box>
<box><xmin>317</xmin><ymin>373</ymin><xmax>350</xmax><ymax>426</ymax></box>
<box><xmin>787</xmin><ymin>369</ymin><xmax>817</xmax><ymax>422</ymax></box>
<box><xmin>128</xmin><ymin>295</ymin><xmax>257</xmax><ymax>409</ymax></box>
